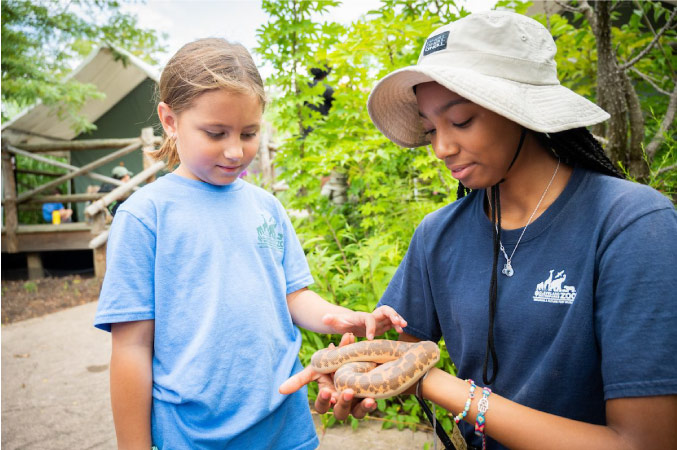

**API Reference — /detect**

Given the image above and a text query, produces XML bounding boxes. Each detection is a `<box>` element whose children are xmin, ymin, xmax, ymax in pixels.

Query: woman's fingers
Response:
<box><xmin>332</xmin><ymin>389</ymin><xmax>355</xmax><ymax>420</ymax></box>
<box><xmin>351</xmin><ymin>397</ymin><xmax>377</xmax><ymax>419</ymax></box>
<box><xmin>314</xmin><ymin>387</ymin><xmax>337</xmax><ymax>414</ymax></box>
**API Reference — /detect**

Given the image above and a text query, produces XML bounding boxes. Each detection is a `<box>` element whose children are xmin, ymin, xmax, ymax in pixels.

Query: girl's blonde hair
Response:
<box><xmin>151</xmin><ymin>38</ymin><xmax>266</xmax><ymax>169</ymax></box>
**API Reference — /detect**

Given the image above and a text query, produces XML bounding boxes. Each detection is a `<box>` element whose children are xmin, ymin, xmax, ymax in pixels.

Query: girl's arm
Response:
<box><xmin>400</xmin><ymin>333</ymin><xmax>677</xmax><ymax>450</ymax></box>
<box><xmin>110</xmin><ymin>320</ymin><xmax>154</xmax><ymax>450</ymax></box>
<box><xmin>286</xmin><ymin>287</ymin><xmax>406</xmax><ymax>339</ymax></box>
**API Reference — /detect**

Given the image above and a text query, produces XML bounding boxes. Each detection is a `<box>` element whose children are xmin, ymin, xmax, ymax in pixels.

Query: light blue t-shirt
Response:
<box><xmin>379</xmin><ymin>167</ymin><xmax>677</xmax><ymax>450</ymax></box>
<box><xmin>94</xmin><ymin>173</ymin><xmax>318</xmax><ymax>450</ymax></box>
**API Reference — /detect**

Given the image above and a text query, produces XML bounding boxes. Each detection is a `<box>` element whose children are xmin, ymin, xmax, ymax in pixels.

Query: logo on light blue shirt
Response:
<box><xmin>533</xmin><ymin>269</ymin><xmax>577</xmax><ymax>304</ymax></box>
<box><xmin>257</xmin><ymin>216</ymin><xmax>284</xmax><ymax>251</ymax></box>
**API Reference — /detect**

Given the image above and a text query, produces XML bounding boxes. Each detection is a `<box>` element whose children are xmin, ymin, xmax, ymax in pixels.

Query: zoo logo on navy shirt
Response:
<box><xmin>533</xmin><ymin>269</ymin><xmax>577</xmax><ymax>304</ymax></box>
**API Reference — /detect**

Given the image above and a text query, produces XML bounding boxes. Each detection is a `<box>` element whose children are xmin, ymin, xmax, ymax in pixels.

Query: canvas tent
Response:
<box><xmin>1</xmin><ymin>45</ymin><xmax>161</xmax><ymax>221</ymax></box>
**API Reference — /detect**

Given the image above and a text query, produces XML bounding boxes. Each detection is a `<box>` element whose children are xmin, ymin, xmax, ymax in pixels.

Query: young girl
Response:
<box><xmin>94</xmin><ymin>38</ymin><xmax>406</xmax><ymax>449</ymax></box>
<box><xmin>282</xmin><ymin>11</ymin><xmax>677</xmax><ymax>449</ymax></box>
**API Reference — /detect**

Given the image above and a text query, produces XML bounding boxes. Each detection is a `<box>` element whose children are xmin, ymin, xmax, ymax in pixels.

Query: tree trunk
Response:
<box><xmin>590</xmin><ymin>2</ymin><xmax>649</xmax><ymax>180</ymax></box>
<box><xmin>593</xmin><ymin>2</ymin><xmax>629</xmax><ymax>171</ymax></box>
<box><xmin>623</xmin><ymin>74</ymin><xmax>649</xmax><ymax>180</ymax></box>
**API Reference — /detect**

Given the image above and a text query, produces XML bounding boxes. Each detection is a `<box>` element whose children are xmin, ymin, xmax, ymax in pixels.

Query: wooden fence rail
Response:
<box><xmin>15</xmin><ymin>136</ymin><xmax>163</xmax><ymax>153</ymax></box>
<box><xmin>5</xmin><ymin>145</ymin><xmax>128</xmax><ymax>189</ymax></box>
<box><xmin>1</xmin><ymin>127</ymin><xmax>161</xmax><ymax>279</ymax></box>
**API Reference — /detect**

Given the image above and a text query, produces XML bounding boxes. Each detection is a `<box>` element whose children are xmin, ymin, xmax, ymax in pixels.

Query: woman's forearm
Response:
<box><xmin>421</xmin><ymin>368</ymin><xmax>666</xmax><ymax>450</ymax></box>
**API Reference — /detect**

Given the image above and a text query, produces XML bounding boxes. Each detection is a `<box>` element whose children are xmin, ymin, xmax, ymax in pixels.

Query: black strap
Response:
<box><xmin>498</xmin><ymin>127</ymin><xmax>527</xmax><ymax>184</ymax></box>
<box><xmin>416</xmin><ymin>395</ymin><xmax>456</xmax><ymax>450</ymax></box>
<box><xmin>483</xmin><ymin>185</ymin><xmax>501</xmax><ymax>385</ymax></box>
<box><xmin>482</xmin><ymin>127</ymin><xmax>526</xmax><ymax>385</ymax></box>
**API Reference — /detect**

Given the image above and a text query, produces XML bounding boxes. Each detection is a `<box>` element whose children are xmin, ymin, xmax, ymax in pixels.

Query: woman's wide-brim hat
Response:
<box><xmin>367</xmin><ymin>10</ymin><xmax>610</xmax><ymax>148</ymax></box>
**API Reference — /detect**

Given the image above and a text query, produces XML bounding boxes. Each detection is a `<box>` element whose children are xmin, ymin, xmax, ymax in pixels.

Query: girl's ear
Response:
<box><xmin>157</xmin><ymin>102</ymin><xmax>177</xmax><ymax>137</ymax></box>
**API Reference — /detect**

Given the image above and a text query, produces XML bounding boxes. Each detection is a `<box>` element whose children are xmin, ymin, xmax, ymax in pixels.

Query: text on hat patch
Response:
<box><xmin>423</xmin><ymin>31</ymin><xmax>450</xmax><ymax>56</ymax></box>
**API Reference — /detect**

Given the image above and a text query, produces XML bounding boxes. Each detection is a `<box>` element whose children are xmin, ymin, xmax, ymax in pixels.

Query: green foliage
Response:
<box><xmin>645</xmin><ymin>109</ymin><xmax>677</xmax><ymax>201</ymax></box>
<box><xmin>531</xmin><ymin>1</ymin><xmax>677</xmax><ymax>198</ymax></box>
<box><xmin>1</xmin><ymin>0</ymin><xmax>166</xmax><ymax>133</ymax></box>
<box><xmin>618</xmin><ymin>109</ymin><xmax>677</xmax><ymax>200</ymax></box>
<box><xmin>22</xmin><ymin>281</ymin><xmax>38</xmax><ymax>293</ymax></box>
<box><xmin>257</xmin><ymin>0</ymin><xmax>472</xmax><ymax>434</ymax></box>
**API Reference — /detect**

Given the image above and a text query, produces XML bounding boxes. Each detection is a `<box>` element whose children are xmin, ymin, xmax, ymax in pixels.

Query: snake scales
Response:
<box><xmin>310</xmin><ymin>339</ymin><xmax>440</xmax><ymax>399</ymax></box>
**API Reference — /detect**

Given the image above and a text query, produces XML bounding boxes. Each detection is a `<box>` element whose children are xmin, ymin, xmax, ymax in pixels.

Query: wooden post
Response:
<box><xmin>27</xmin><ymin>253</ymin><xmax>44</xmax><ymax>279</ymax></box>
<box><xmin>93</xmin><ymin>243</ymin><xmax>107</xmax><ymax>279</ymax></box>
<box><xmin>2</xmin><ymin>146</ymin><xmax>19</xmax><ymax>253</ymax></box>
<box><xmin>141</xmin><ymin>127</ymin><xmax>158</xmax><ymax>183</ymax></box>
<box><xmin>91</xmin><ymin>211</ymin><xmax>107</xmax><ymax>279</ymax></box>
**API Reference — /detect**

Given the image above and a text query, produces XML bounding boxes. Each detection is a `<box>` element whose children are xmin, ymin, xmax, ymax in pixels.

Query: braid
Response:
<box><xmin>535</xmin><ymin>128</ymin><xmax>625</xmax><ymax>179</ymax></box>
<box><xmin>456</xmin><ymin>182</ymin><xmax>470</xmax><ymax>200</ymax></box>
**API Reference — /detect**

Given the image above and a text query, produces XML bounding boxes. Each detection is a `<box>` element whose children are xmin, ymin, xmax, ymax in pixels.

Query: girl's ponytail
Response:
<box><xmin>149</xmin><ymin>134</ymin><xmax>180</xmax><ymax>170</ymax></box>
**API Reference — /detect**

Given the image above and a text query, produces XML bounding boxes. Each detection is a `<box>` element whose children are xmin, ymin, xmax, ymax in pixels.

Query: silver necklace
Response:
<box><xmin>498</xmin><ymin>158</ymin><xmax>560</xmax><ymax>277</ymax></box>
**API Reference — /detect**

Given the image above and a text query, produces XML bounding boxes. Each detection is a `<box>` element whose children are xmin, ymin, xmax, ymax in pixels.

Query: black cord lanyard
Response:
<box><xmin>483</xmin><ymin>127</ymin><xmax>527</xmax><ymax>386</ymax></box>
<box><xmin>415</xmin><ymin>394</ymin><xmax>456</xmax><ymax>449</ymax></box>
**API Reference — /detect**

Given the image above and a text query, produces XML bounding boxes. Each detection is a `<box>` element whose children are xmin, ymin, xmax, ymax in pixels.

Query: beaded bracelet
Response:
<box><xmin>453</xmin><ymin>379</ymin><xmax>476</xmax><ymax>424</ymax></box>
<box><xmin>475</xmin><ymin>386</ymin><xmax>492</xmax><ymax>450</ymax></box>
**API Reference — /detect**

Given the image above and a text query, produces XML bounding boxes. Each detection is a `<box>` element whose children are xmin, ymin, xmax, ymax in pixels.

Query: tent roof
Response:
<box><xmin>2</xmin><ymin>45</ymin><xmax>160</xmax><ymax>143</ymax></box>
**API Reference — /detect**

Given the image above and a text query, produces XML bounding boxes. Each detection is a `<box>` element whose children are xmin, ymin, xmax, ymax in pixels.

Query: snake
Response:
<box><xmin>310</xmin><ymin>339</ymin><xmax>440</xmax><ymax>399</ymax></box>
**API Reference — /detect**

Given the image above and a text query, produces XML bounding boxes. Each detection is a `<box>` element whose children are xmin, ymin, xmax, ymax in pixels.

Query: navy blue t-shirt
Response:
<box><xmin>378</xmin><ymin>167</ymin><xmax>677</xmax><ymax>449</ymax></box>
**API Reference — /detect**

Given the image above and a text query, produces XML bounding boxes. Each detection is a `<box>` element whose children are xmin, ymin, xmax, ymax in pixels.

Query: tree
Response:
<box><xmin>1</xmin><ymin>0</ymin><xmax>166</xmax><ymax>133</ymax></box>
<box><xmin>541</xmin><ymin>1</ymin><xmax>675</xmax><ymax>190</ymax></box>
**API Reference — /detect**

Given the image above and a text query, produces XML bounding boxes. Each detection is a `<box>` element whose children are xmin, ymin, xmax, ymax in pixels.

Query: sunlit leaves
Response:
<box><xmin>1</xmin><ymin>0</ymin><xmax>166</xmax><ymax>131</ymax></box>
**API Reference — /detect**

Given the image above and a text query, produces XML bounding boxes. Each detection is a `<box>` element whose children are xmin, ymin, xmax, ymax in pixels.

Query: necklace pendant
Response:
<box><xmin>502</xmin><ymin>262</ymin><xmax>514</xmax><ymax>277</ymax></box>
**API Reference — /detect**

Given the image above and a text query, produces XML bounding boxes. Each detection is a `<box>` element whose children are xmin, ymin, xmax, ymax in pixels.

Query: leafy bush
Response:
<box><xmin>257</xmin><ymin>0</ymin><xmax>468</xmax><ymax>432</ymax></box>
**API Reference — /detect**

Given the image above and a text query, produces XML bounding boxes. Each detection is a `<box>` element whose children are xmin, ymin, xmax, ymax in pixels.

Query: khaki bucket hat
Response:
<box><xmin>367</xmin><ymin>10</ymin><xmax>610</xmax><ymax>148</ymax></box>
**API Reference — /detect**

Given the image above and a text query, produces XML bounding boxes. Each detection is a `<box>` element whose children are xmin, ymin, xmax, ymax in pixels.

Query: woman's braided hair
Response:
<box><xmin>456</xmin><ymin>127</ymin><xmax>624</xmax><ymax>199</ymax></box>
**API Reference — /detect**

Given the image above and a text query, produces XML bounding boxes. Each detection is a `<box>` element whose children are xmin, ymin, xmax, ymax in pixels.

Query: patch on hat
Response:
<box><xmin>423</xmin><ymin>31</ymin><xmax>449</xmax><ymax>56</ymax></box>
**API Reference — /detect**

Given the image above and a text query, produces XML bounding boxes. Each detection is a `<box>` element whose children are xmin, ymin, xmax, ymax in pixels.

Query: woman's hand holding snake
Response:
<box><xmin>280</xmin><ymin>329</ymin><xmax>441</xmax><ymax>421</ymax></box>
<box><xmin>280</xmin><ymin>333</ymin><xmax>377</xmax><ymax>419</ymax></box>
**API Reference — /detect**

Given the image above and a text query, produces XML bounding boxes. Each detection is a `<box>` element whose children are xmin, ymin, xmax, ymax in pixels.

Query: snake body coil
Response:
<box><xmin>310</xmin><ymin>340</ymin><xmax>440</xmax><ymax>399</ymax></box>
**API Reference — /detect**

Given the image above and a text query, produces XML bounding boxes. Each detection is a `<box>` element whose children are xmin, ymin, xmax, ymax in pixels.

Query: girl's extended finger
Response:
<box><xmin>278</xmin><ymin>365</ymin><xmax>317</xmax><ymax>395</ymax></box>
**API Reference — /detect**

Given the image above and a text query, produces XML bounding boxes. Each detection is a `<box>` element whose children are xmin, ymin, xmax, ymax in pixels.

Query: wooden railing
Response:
<box><xmin>1</xmin><ymin>127</ymin><xmax>164</xmax><ymax>278</ymax></box>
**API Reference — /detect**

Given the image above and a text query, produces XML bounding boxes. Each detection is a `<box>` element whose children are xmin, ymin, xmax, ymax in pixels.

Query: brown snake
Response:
<box><xmin>310</xmin><ymin>339</ymin><xmax>440</xmax><ymax>399</ymax></box>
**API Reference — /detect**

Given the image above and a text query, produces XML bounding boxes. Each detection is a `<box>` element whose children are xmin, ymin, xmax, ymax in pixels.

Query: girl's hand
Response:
<box><xmin>321</xmin><ymin>305</ymin><xmax>407</xmax><ymax>340</ymax></box>
<box><xmin>279</xmin><ymin>333</ymin><xmax>377</xmax><ymax>419</ymax></box>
